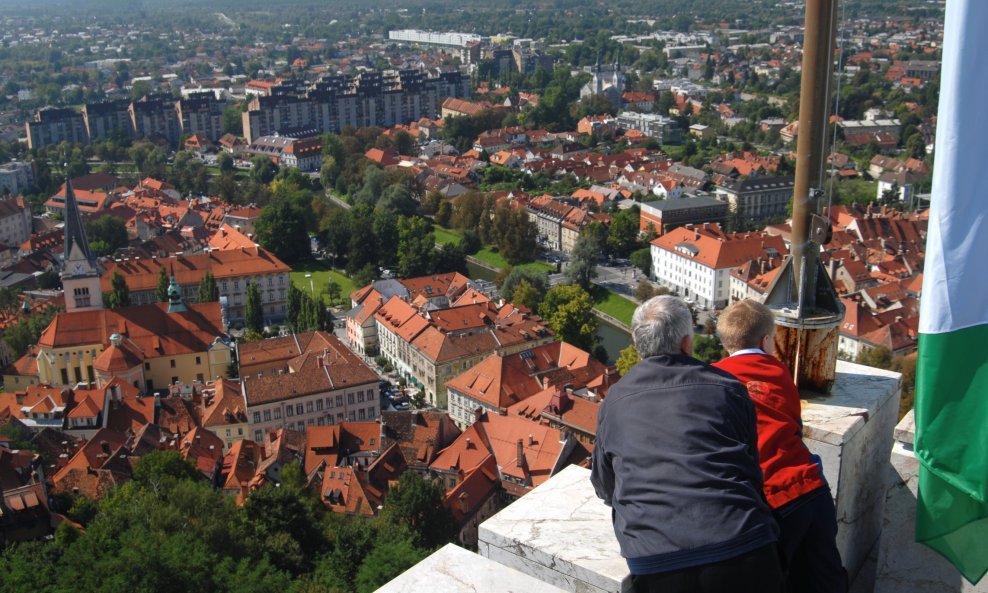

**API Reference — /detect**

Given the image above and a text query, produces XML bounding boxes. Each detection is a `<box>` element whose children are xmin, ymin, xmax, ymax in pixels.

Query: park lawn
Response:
<box><xmin>289</xmin><ymin>261</ymin><xmax>359</xmax><ymax>306</ymax></box>
<box><xmin>591</xmin><ymin>287</ymin><xmax>636</xmax><ymax>326</ymax></box>
<box><xmin>432</xmin><ymin>225</ymin><xmax>462</xmax><ymax>246</ymax></box>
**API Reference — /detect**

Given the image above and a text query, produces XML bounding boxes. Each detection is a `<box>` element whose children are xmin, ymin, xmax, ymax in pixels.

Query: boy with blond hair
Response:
<box><xmin>713</xmin><ymin>299</ymin><xmax>847</xmax><ymax>593</ymax></box>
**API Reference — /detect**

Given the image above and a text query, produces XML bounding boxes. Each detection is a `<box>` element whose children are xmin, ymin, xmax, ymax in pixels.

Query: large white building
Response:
<box><xmin>388</xmin><ymin>29</ymin><xmax>483</xmax><ymax>47</ymax></box>
<box><xmin>0</xmin><ymin>162</ymin><xmax>35</xmax><ymax>197</ymax></box>
<box><xmin>650</xmin><ymin>223</ymin><xmax>788</xmax><ymax>310</ymax></box>
<box><xmin>0</xmin><ymin>196</ymin><xmax>32</xmax><ymax>250</ymax></box>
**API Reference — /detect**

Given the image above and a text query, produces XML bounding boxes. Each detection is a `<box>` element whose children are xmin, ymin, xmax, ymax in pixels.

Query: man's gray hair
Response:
<box><xmin>631</xmin><ymin>295</ymin><xmax>694</xmax><ymax>358</ymax></box>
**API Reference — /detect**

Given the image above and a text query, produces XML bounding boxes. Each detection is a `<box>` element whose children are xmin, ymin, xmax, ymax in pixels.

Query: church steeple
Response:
<box><xmin>62</xmin><ymin>176</ymin><xmax>96</xmax><ymax>269</ymax></box>
<box><xmin>61</xmin><ymin>175</ymin><xmax>103</xmax><ymax>312</ymax></box>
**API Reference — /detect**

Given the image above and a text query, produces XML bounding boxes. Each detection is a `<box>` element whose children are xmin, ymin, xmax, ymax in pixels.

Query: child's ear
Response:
<box><xmin>760</xmin><ymin>333</ymin><xmax>774</xmax><ymax>354</ymax></box>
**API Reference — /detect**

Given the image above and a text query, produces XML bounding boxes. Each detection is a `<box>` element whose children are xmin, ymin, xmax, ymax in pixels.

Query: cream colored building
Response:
<box><xmin>241</xmin><ymin>333</ymin><xmax>379</xmax><ymax>443</ymax></box>
<box><xmin>101</xmin><ymin>246</ymin><xmax>291</xmax><ymax>325</ymax></box>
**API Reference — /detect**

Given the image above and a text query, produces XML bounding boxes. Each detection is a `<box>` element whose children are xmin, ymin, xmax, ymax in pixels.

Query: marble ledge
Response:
<box><xmin>800</xmin><ymin>360</ymin><xmax>902</xmax><ymax>447</ymax></box>
<box><xmin>374</xmin><ymin>543</ymin><xmax>570</xmax><ymax>593</ymax></box>
<box><xmin>479</xmin><ymin>464</ymin><xmax>630</xmax><ymax>593</ymax></box>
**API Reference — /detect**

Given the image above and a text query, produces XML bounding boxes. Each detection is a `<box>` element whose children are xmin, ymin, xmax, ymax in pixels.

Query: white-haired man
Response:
<box><xmin>591</xmin><ymin>295</ymin><xmax>783</xmax><ymax>593</ymax></box>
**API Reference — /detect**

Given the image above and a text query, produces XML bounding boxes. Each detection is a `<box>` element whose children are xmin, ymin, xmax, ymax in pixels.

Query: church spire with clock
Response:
<box><xmin>61</xmin><ymin>176</ymin><xmax>103</xmax><ymax>311</ymax></box>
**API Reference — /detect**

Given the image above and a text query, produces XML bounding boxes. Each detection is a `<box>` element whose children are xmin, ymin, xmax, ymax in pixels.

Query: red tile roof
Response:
<box><xmin>39</xmin><ymin>302</ymin><xmax>226</xmax><ymax>358</ymax></box>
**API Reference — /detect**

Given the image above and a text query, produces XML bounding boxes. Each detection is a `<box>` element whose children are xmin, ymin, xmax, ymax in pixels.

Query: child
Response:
<box><xmin>713</xmin><ymin>299</ymin><xmax>848</xmax><ymax>593</ymax></box>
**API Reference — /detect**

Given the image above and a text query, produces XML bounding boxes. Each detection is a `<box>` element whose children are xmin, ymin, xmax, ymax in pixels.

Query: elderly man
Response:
<box><xmin>591</xmin><ymin>295</ymin><xmax>783</xmax><ymax>593</ymax></box>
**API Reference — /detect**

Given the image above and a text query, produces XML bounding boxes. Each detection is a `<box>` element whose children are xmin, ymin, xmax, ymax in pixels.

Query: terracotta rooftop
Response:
<box><xmin>38</xmin><ymin>302</ymin><xmax>226</xmax><ymax>357</ymax></box>
<box><xmin>651</xmin><ymin>224</ymin><xmax>789</xmax><ymax>270</ymax></box>
<box><xmin>242</xmin><ymin>334</ymin><xmax>378</xmax><ymax>406</ymax></box>
<box><xmin>100</xmin><ymin>246</ymin><xmax>288</xmax><ymax>293</ymax></box>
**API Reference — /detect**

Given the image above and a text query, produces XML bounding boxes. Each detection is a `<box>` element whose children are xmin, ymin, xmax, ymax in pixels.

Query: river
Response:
<box><xmin>465</xmin><ymin>263</ymin><xmax>632</xmax><ymax>363</ymax></box>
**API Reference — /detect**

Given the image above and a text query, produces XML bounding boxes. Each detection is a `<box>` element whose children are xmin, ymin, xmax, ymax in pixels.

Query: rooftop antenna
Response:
<box><xmin>762</xmin><ymin>0</ymin><xmax>844</xmax><ymax>394</ymax></box>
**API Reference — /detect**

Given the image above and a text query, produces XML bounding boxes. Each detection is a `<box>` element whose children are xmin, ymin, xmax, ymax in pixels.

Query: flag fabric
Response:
<box><xmin>915</xmin><ymin>0</ymin><xmax>988</xmax><ymax>584</ymax></box>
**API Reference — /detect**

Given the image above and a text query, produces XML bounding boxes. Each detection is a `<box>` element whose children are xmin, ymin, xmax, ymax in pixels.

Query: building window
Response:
<box><xmin>336</xmin><ymin>395</ymin><xmax>343</xmax><ymax>407</ymax></box>
<box><xmin>316</xmin><ymin>399</ymin><xmax>323</xmax><ymax>411</ymax></box>
<box><xmin>296</xmin><ymin>404</ymin><xmax>303</xmax><ymax>415</ymax></box>
<box><xmin>358</xmin><ymin>409</ymin><xmax>365</xmax><ymax>420</ymax></box>
<box><xmin>263</xmin><ymin>410</ymin><xmax>271</xmax><ymax>421</ymax></box>
<box><xmin>225</xmin><ymin>429</ymin><xmax>231</xmax><ymax>437</ymax></box>
<box><xmin>286</xmin><ymin>406</ymin><xmax>293</xmax><ymax>417</ymax></box>
<box><xmin>170</xmin><ymin>359</ymin><xmax>176</xmax><ymax>368</ymax></box>
<box><xmin>274</xmin><ymin>408</ymin><xmax>281</xmax><ymax>419</ymax></box>
<box><xmin>253</xmin><ymin>412</ymin><xmax>261</xmax><ymax>424</ymax></box>
<box><xmin>196</xmin><ymin>373</ymin><xmax>204</xmax><ymax>382</ymax></box>
<box><xmin>144</xmin><ymin>362</ymin><xmax>151</xmax><ymax>371</ymax></box>
<box><xmin>348</xmin><ymin>393</ymin><xmax>355</xmax><ymax>405</ymax></box>
<box><xmin>306</xmin><ymin>402</ymin><xmax>314</xmax><ymax>413</ymax></box>
<box><xmin>171</xmin><ymin>376</ymin><xmax>178</xmax><ymax>385</ymax></box>
<box><xmin>307</xmin><ymin>418</ymin><xmax>314</xmax><ymax>426</ymax></box>
<box><xmin>238</xmin><ymin>428</ymin><xmax>243</xmax><ymax>435</ymax></box>
<box><xmin>357</xmin><ymin>391</ymin><xmax>364</xmax><ymax>402</ymax></box>
<box><xmin>254</xmin><ymin>430</ymin><xmax>262</xmax><ymax>442</ymax></box>
<box><xmin>195</xmin><ymin>356</ymin><xmax>201</xmax><ymax>365</ymax></box>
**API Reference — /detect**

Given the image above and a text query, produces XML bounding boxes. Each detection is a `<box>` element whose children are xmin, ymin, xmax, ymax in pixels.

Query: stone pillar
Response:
<box><xmin>801</xmin><ymin>360</ymin><xmax>901</xmax><ymax>584</ymax></box>
<box><xmin>873</xmin><ymin>411</ymin><xmax>988</xmax><ymax>593</ymax></box>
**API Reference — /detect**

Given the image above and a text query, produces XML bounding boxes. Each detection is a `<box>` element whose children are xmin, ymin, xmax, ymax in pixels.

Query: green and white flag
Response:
<box><xmin>916</xmin><ymin>0</ymin><xmax>988</xmax><ymax>584</ymax></box>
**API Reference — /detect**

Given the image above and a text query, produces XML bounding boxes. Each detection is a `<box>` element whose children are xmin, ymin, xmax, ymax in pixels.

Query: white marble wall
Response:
<box><xmin>479</xmin><ymin>464</ymin><xmax>631</xmax><ymax>593</ymax></box>
<box><xmin>873</xmin><ymin>411</ymin><xmax>988</xmax><ymax>593</ymax></box>
<box><xmin>374</xmin><ymin>543</ymin><xmax>570</xmax><ymax>593</ymax></box>
<box><xmin>802</xmin><ymin>360</ymin><xmax>902</xmax><ymax>584</ymax></box>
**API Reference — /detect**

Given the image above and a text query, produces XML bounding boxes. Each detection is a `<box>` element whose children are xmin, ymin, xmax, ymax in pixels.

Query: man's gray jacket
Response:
<box><xmin>591</xmin><ymin>353</ymin><xmax>779</xmax><ymax>575</ymax></box>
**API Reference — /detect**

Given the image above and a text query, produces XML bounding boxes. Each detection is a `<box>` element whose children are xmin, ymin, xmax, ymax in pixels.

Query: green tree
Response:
<box><xmin>434</xmin><ymin>243</ymin><xmax>467</xmax><ymax>275</ymax></box>
<box><xmin>856</xmin><ymin>345</ymin><xmax>893</xmax><ymax>370</ymax></box>
<box><xmin>1</xmin><ymin>307</ymin><xmax>62</xmax><ymax>358</ymax></box>
<box><xmin>222</xmin><ymin>104</ymin><xmax>243</xmax><ymax>135</ymax></box>
<box><xmin>85</xmin><ymin>215</ymin><xmax>129</xmax><ymax>256</ymax></box>
<box><xmin>492</xmin><ymin>204</ymin><xmax>538</xmax><ymax>265</ymax></box>
<box><xmin>256</xmin><ymin>200</ymin><xmax>310</xmax><ymax>263</ymax></box>
<box><xmin>246</xmin><ymin>282</ymin><xmax>264</xmax><ymax>334</ymax></box>
<box><xmin>243</xmin><ymin>466</ymin><xmax>325</xmax><ymax>575</ymax></box>
<box><xmin>197</xmin><ymin>270</ymin><xmax>219</xmax><ymax>303</ymax></box>
<box><xmin>250</xmin><ymin>155</ymin><xmax>278</xmax><ymax>184</ymax></box>
<box><xmin>693</xmin><ymin>334</ymin><xmax>727</xmax><ymax>363</ymax></box>
<box><xmin>511</xmin><ymin>279</ymin><xmax>543</xmax><ymax>311</ymax></box>
<box><xmin>285</xmin><ymin>283</ymin><xmax>304</xmax><ymax>330</ymax></box>
<box><xmin>132</xmin><ymin>450</ymin><xmax>202</xmax><ymax>496</ymax></box>
<box><xmin>320</xmin><ymin>155</ymin><xmax>340</xmax><ymax>189</ymax></box>
<box><xmin>615</xmin><ymin>344</ymin><xmax>641</xmax><ymax>375</ymax></box>
<box><xmin>324</xmin><ymin>280</ymin><xmax>341</xmax><ymax>307</ymax></box>
<box><xmin>380</xmin><ymin>472</ymin><xmax>458</xmax><ymax>550</ymax></box>
<box><xmin>630</xmin><ymin>247</ymin><xmax>652</xmax><ymax>275</ymax></box>
<box><xmin>354</xmin><ymin>538</ymin><xmax>426</xmax><ymax>593</ymax></box>
<box><xmin>607</xmin><ymin>208</ymin><xmax>641</xmax><ymax>257</ymax></box>
<box><xmin>540</xmin><ymin>284</ymin><xmax>599</xmax><ymax>352</ymax></box>
<box><xmin>105</xmin><ymin>271</ymin><xmax>132</xmax><ymax>309</ymax></box>
<box><xmin>217</xmin><ymin>152</ymin><xmax>234</xmax><ymax>173</ymax></box>
<box><xmin>435</xmin><ymin>199</ymin><xmax>453</xmax><ymax>227</ymax></box>
<box><xmin>157</xmin><ymin>266</ymin><xmax>170</xmax><ymax>302</ymax></box>
<box><xmin>634</xmin><ymin>280</ymin><xmax>658</xmax><ymax>301</ymax></box>
<box><xmin>500</xmin><ymin>267</ymin><xmax>549</xmax><ymax>307</ymax></box>
<box><xmin>566</xmin><ymin>223</ymin><xmax>605</xmax><ymax>289</ymax></box>
<box><xmin>396</xmin><ymin>215</ymin><xmax>436</xmax><ymax>278</ymax></box>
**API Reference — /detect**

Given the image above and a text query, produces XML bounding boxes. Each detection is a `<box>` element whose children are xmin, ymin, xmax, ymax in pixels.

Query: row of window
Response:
<box><xmin>250</xmin><ymin>391</ymin><xmax>374</xmax><ymax>424</ymax></box>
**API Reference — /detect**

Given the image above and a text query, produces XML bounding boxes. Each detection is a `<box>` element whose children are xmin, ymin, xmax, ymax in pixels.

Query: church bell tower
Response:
<box><xmin>61</xmin><ymin>177</ymin><xmax>104</xmax><ymax>311</ymax></box>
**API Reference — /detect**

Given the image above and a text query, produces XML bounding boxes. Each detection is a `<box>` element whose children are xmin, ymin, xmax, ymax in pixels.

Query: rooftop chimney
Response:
<box><xmin>516</xmin><ymin>438</ymin><xmax>525</xmax><ymax>467</ymax></box>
